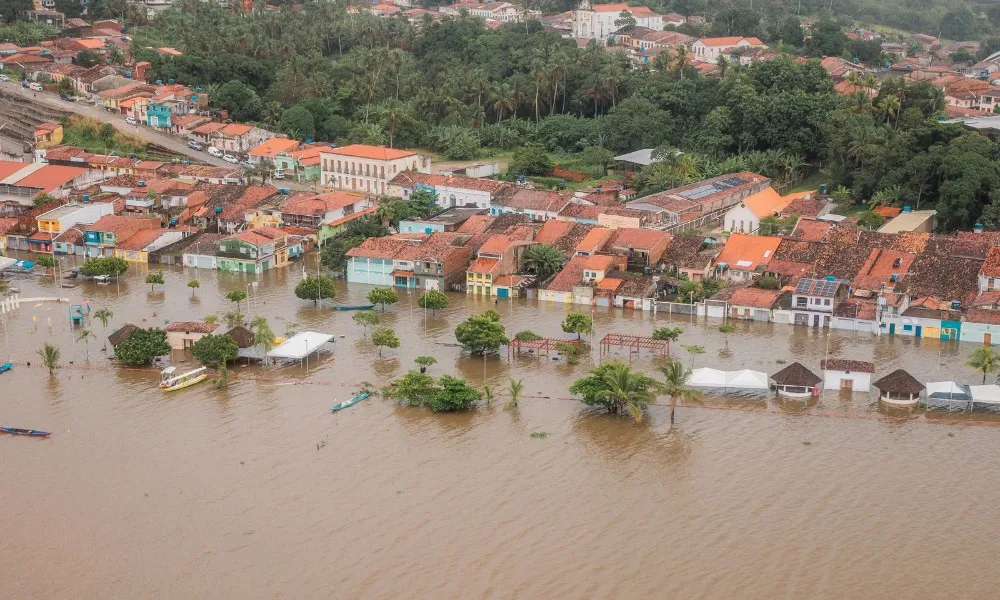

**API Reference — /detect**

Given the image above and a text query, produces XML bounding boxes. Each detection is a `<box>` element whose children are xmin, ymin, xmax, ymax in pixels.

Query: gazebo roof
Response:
<box><xmin>107</xmin><ymin>323</ymin><xmax>136</xmax><ymax>347</ymax></box>
<box><xmin>873</xmin><ymin>369</ymin><xmax>925</xmax><ymax>395</ymax></box>
<box><xmin>225</xmin><ymin>325</ymin><xmax>255</xmax><ymax>348</ymax></box>
<box><xmin>770</xmin><ymin>362</ymin><xmax>821</xmax><ymax>387</ymax></box>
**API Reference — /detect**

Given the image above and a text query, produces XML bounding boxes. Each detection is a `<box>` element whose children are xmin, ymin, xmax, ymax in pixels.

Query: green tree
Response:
<box><xmin>204</xmin><ymin>314</ymin><xmax>219</xmax><ymax>324</ymax></box>
<box><xmin>192</xmin><ymin>334</ymin><xmax>238</xmax><ymax>367</ymax></box>
<box><xmin>35</xmin><ymin>254</ymin><xmax>57</xmax><ymax>272</ymax></box>
<box><xmin>76</xmin><ymin>328</ymin><xmax>96</xmax><ymax>362</ymax></box>
<box><xmin>804</xmin><ymin>19</ymin><xmax>848</xmax><ymax>58</ymax></box>
<box><xmin>114</xmin><ymin>328</ymin><xmax>170</xmax><ymax>365</ymax></box>
<box><xmin>33</xmin><ymin>193</ymin><xmax>55</xmax><ymax>207</ymax></box>
<box><xmin>428</xmin><ymin>375</ymin><xmax>481</xmax><ymax>412</ymax></box>
<box><xmin>145</xmin><ymin>270</ymin><xmax>165</xmax><ymax>292</ymax></box>
<box><xmin>581</xmin><ymin>146</ymin><xmax>614</xmax><ymax>174</ymax></box>
<box><xmin>223</xmin><ymin>311</ymin><xmax>245</xmax><ymax>329</ymax></box>
<box><xmin>226</xmin><ymin>289</ymin><xmax>247</xmax><ymax>313</ymax></box>
<box><xmin>211</xmin><ymin>365</ymin><xmax>232</xmax><ymax>390</ymax></box>
<box><xmin>418</xmin><ymin>289</ymin><xmax>449</xmax><ymax>313</ymax></box>
<box><xmin>508</xmin><ymin>144</ymin><xmax>553</xmax><ymax>177</ymax></box>
<box><xmin>521</xmin><ymin>243</ymin><xmax>565</xmax><ymax>279</ymax></box>
<box><xmin>657</xmin><ymin>360</ymin><xmax>698</xmax><ymax>425</ymax></box>
<box><xmin>613</xmin><ymin>9</ymin><xmax>637</xmax><ymax>30</ymax></box>
<box><xmin>187</xmin><ymin>279</ymin><xmax>200</xmax><ymax>298</ymax></box>
<box><xmin>967</xmin><ymin>347</ymin><xmax>1000</xmax><ymax>384</ymax></box>
<box><xmin>390</xmin><ymin>370</ymin><xmax>438</xmax><ymax>407</ymax></box>
<box><xmin>561</xmin><ymin>311</ymin><xmax>593</xmax><ymax>340</ymax></box>
<box><xmin>371</xmin><ymin>327</ymin><xmax>400</xmax><ymax>357</ymax></box>
<box><xmin>367</xmin><ymin>287</ymin><xmax>398</xmax><ymax>312</ymax></box>
<box><xmin>718</xmin><ymin>324</ymin><xmax>737</xmax><ymax>352</ymax></box>
<box><xmin>569</xmin><ymin>361</ymin><xmax>657</xmax><ymax>423</ymax></box>
<box><xmin>414</xmin><ymin>355</ymin><xmax>437</xmax><ymax>370</ymax></box>
<box><xmin>280</xmin><ymin>104</ymin><xmax>317</xmax><ymax>140</ymax></box>
<box><xmin>251</xmin><ymin>316</ymin><xmax>276</xmax><ymax>353</ymax></box>
<box><xmin>79</xmin><ymin>256</ymin><xmax>128</xmax><ymax>279</ymax></box>
<box><xmin>455</xmin><ymin>310</ymin><xmax>508</xmax><ymax>356</ymax></box>
<box><xmin>213</xmin><ymin>79</ymin><xmax>263</xmax><ymax>122</ymax></box>
<box><xmin>556</xmin><ymin>342</ymin><xmax>582</xmax><ymax>365</ymax></box>
<box><xmin>756</xmin><ymin>276</ymin><xmax>780</xmax><ymax>290</ymax></box>
<box><xmin>652</xmin><ymin>326</ymin><xmax>682</xmax><ymax>341</ymax></box>
<box><xmin>681</xmin><ymin>343</ymin><xmax>705</xmax><ymax>368</ymax></box>
<box><xmin>321</xmin><ymin>237</ymin><xmax>365</xmax><ymax>273</ymax></box>
<box><xmin>514</xmin><ymin>330</ymin><xmax>542</xmax><ymax>341</ymax></box>
<box><xmin>503</xmin><ymin>376</ymin><xmax>524</xmax><ymax>411</ymax></box>
<box><xmin>36</xmin><ymin>342</ymin><xmax>60</xmax><ymax>375</ymax></box>
<box><xmin>295</xmin><ymin>274</ymin><xmax>336</xmax><ymax>306</ymax></box>
<box><xmin>352</xmin><ymin>311</ymin><xmax>380</xmax><ymax>338</ymax></box>
<box><xmin>93</xmin><ymin>308</ymin><xmax>113</xmax><ymax>330</ymax></box>
<box><xmin>858</xmin><ymin>211</ymin><xmax>885</xmax><ymax>230</ymax></box>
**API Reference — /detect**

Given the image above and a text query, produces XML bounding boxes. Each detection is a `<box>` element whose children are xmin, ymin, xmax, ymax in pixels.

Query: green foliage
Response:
<box><xmin>36</xmin><ymin>342</ymin><xmax>60</xmax><ymax>375</ymax></box>
<box><xmin>76</xmin><ymin>50</ymin><xmax>102</xmax><ymax>68</ymax></box>
<box><xmin>521</xmin><ymin>243</ymin><xmax>565</xmax><ymax>279</ymax></box>
<box><xmin>352</xmin><ymin>310</ymin><xmax>380</xmax><ymax>337</ymax></box>
<box><xmin>414</xmin><ymin>355</ymin><xmax>437</xmax><ymax>368</ymax></box>
<box><xmin>213</xmin><ymin>79</ymin><xmax>263</xmax><ymax>122</ymax></box>
<box><xmin>569</xmin><ymin>361</ymin><xmax>657</xmax><ymax>422</ymax></box>
<box><xmin>187</xmin><ymin>279</ymin><xmax>200</xmax><ymax>297</ymax></box>
<box><xmin>223</xmin><ymin>311</ymin><xmax>244</xmax><ymax>329</ymax></box>
<box><xmin>561</xmin><ymin>311</ymin><xmax>593</xmax><ymax>340</ymax></box>
<box><xmin>681</xmin><ymin>343</ymin><xmax>705</xmax><ymax>368</ymax></box>
<box><xmin>514</xmin><ymin>330</ymin><xmax>542</xmax><ymax>341</ymax></box>
<box><xmin>61</xmin><ymin>116</ymin><xmax>146</xmax><ymax>157</ymax></box>
<box><xmin>427</xmin><ymin>375</ymin><xmax>481</xmax><ymax>412</ymax></box>
<box><xmin>657</xmin><ymin>360</ymin><xmax>697</xmax><ymax>425</ymax></box>
<box><xmin>79</xmin><ymin>256</ymin><xmax>128</xmax><ymax>278</ymax></box>
<box><xmin>93</xmin><ymin>308</ymin><xmax>113</xmax><ymax>329</ymax></box>
<box><xmin>508</xmin><ymin>144</ymin><xmax>553</xmax><ymax>177</ymax></box>
<box><xmin>455</xmin><ymin>310</ymin><xmax>508</xmax><ymax>356</ymax></box>
<box><xmin>225</xmin><ymin>289</ymin><xmax>247</xmax><ymax>311</ymax></box>
<box><xmin>555</xmin><ymin>342</ymin><xmax>582</xmax><ymax>365</ymax></box>
<box><xmin>858</xmin><ymin>211</ymin><xmax>885</xmax><ymax>230</ymax></box>
<box><xmin>389</xmin><ymin>370</ymin><xmax>438</xmax><ymax>407</ymax></box>
<box><xmin>756</xmin><ymin>276</ymin><xmax>780</xmax><ymax>290</ymax></box>
<box><xmin>114</xmin><ymin>328</ymin><xmax>170</xmax><ymax>366</ymax></box>
<box><xmin>367</xmin><ymin>287</ymin><xmax>398</xmax><ymax>311</ymax></box>
<box><xmin>204</xmin><ymin>314</ymin><xmax>218</xmax><ymax>324</ymax></box>
<box><xmin>0</xmin><ymin>20</ymin><xmax>57</xmax><ymax>46</ymax></box>
<box><xmin>504</xmin><ymin>377</ymin><xmax>524</xmax><ymax>411</ymax></box>
<box><xmin>280</xmin><ymin>105</ymin><xmax>316</xmax><ymax>140</ymax></box>
<box><xmin>192</xmin><ymin>333</ymin><xmax>238</xmax><ymax>367</ymax></box>
<box><xmin>295</xmin><ymin>274</ymin><xmax>336</xmax><ymax>306</ymax></box>
<box><xmin>250</xmin><ymin>316</ymin><xmax>275</xmax><ymax>351</ymax></box>
<box><xmin>580</xmin><ymin>146</ymin><xmax>614</xmax><ymax>174</ymax></box>
<box><xmin>678</xmin><ymin>279</ymin><xmax>702</xmax><ymax>302</ymax></box>
<box><xmin>33</xmin><ymin>193</ymin><xmax>55</xmax><ymax>207</ymax></box>
<box><xmin>35</xmin><ymin>254</ymin><xmax>57</xmax><ymax>268</ymax></box>
<box><xmin>967</xmin><ymin>347</ymin><xmax>1000</xmax><ymax>384</ymax></box>
<box><xmin>370</xmin><ymin>327</ymin><xmax>400</xmax><ymax>357</ymax></box>
<box><xmin>417</xmin><ymin>290</ymin><xmax>449</xmax><ymax>313</ymax></box>
<box><xmin>145</xmin><ymin>270</ymin><xmax>165</xmax><ymax>291</ymax></box>
<box><xmin>652</xmin><ymin>326</ymin><xmax>682</xmax><ymax>341</ymax></box>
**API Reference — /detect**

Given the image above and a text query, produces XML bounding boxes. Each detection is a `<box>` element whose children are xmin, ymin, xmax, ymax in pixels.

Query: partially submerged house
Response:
<box><xmin>873</xmin><ymin>369</ymin><xmax>925</xmax><ymax>407</ymax></box>
<box><xmin>820</xmin><ymin>359</ymin><xmax>874</xmax><ymax>392</ymax></box>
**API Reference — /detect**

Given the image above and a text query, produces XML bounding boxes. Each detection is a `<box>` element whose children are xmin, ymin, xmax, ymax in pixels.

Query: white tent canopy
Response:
<box><xmin>926</xmin><ymin>381</ymin><xmax>971</xmax><ymax>401</ymax></box>
<box><xmin>688</xmin><ymin>368</ymin><xmax>769</xmax><ymax>390</ymax></box>
<box><xmin>267</xmin><ymin>331</ymin><xmax>335</xmax><ymax>360</ymax></box>
<box><xmin>970</xmin><ymin>385</ymin><xmax>1000</xmax><ymax>405</ymax></box>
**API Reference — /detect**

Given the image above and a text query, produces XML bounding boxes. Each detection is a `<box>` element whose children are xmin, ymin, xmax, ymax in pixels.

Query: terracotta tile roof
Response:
<box><xmin>980</xmin><ymin>246</ymin><xmax>1000</xmax><ymax>278</ymax></box>
<box><xmin>781</xmin><ymin>196</ymin><xmax>826</xmax><ymax>219</ymax></box>
<box><xmin>456</xmin><ymin>215</ymin><xmax>492</xmax><ymax>234</ymax></box>
<box><xmin>852</xmin><ymin>248</ymin><xmax>916</xmax><ymax>290</ymax></box>
<box><xmin>53</xmin><ymin>225</ymin><xmax>85</xmax><ymax>245</ymax></box>
<box><xmin>107</xmin><ymin>323</ymin><xmax>137</xmax><ymax>347</ymax></box>
<box><xmin>607</xmin><ymin>227</ymin><xmax>669</xmax><ymax>251</ymax></box>
<box><xmin>388</xmin><ymin>171</ymin><xmax>449</xmax><ymax>187</ymax></box>
<box><xmin>728</xmin><ymin>286</ymin><xmax>785</xmax><ymax>308</ymax></box>
<box><xmin>715</xmin><ymin>234</ymin><xmax>781</xmax><ymax>271</ymax></box>
<box><xmin>766</xmin><ymin>259</ymin><xmax>813</xmax><ymax>279</ymax></box>
<box><xmin>740</xmin><ymin>187</ymin><xmax>787</xmax><ymax>218</ymax></box>
<box><xmin>789</xmin><ymin>217</ymin><xmax>833</xmax><ymax>242</ymax></box>
<box><xmin>346</xmin><ymin>237</ymin><xmax>409</xmax><ymax>259</ymax></box>
<box><xmin>116</xmin><ymin>228</ymin><xmax>167</xmax><ymax>251</ymax></box>
<box><xmin>220</xmin><ymin>123</ymin><xmax>252</xmax><ymax>137</ymax></box>
<box><xmin>164</xmin><ymin>322</ymin><xmax>220</xmax><ymax>334</ymax></box>
<box><xmin>248</xmin><ymin>138</ymin><xmax>299</xmax><ymax>158</ymax></box>
<box><xmin>904</xmin><ymin>253</ymin><xmax>982</xmax><ymax>307</ymax></box>
<box><xmin>322</xmin><ymin>206</ymin><xmax>377</xmax><ymax>228</ymax></box>
<box><xmin>874</xmin><ymin>206</ymin><xmax>902</xmax><ymax>218</ymax></box>
<box><xmin>191</xmin><ymin>122</ymin><xmax>226</xmax><ymax>135</ymax></box>
<box><xmin>821</xmin><ymin>359</ymin><xmax>875</xmax><ymax>373</ymax></box>
<box><xmin>478</xmin><ymin>234</ymin><xmax>512</xmax><ymax>255</ymax></box>
<box><xmin>497</xmin><ymin>189</ymin><xmax>571</xmax><ymax>213</ymax></box>
<box><xmin>596</xmin><ymin>277</ymin><xmax>623</xmax><ymax>291</ymax></box>
<box><xmin>324</xmin><ymin>144</ymin><xmax>416</xmax><ymax>161</ymax></box>
<box><xmin>615</xmin><ymin>275</ymin><xmax>656</xmax><ymax>298</ymax></box>
<box><xmin>697</xmin><ymin>36</ymin><xmax>745</xmax><ymax>47</ymax></box>
<box><xmin>14</xmin><ymin>165</ymin><xmax>87</xmax><ymax>193</ymax></box>
<box><xmin>972</xmin><ymin>291</ymin><xmax>1000</xmax><ymax>308</ymax></box>
<box><xmin>467</xmin><ymin>257</ymin><xmax>500</xmax><ymax>274</ymax></box>
<box><xmin>964</xmin><ymin>308</ymin><xmax>1000</xmax><ymax>325</ymax></box>
<box><xmin>662</xmin><ymin>235</ymin><xmax>708</xmax><ymax>268</ymax></box>
<box><xmin>576</xmin><ymin>227</ymin><xmax>614</xmax><ymax>253</ymax></box>
<box><xmin>873</xmin><ymin>370</ymin><xmax>925</xmax><ymax>395</ymax></box>
<box><xmin>532</xmin><ymin>219</ymin><xmax>574</xmax><ymax>244</ymax></box>
<box><xmin>546</xmin><ymin>255</ymin><xmax>587</xmax><ymax>292</ymax></box>
<box><xmin>584</xmin><ymin>254</ymin><xmax>616</xmax><ymax>271</ymax></box>
<box><xmin>494</xmin><ymin>274</ymin><xmax>530</xmax><ymax>287</ymax></box>
<box><xmin>87</xmin><ymin>215</ymin><xmax>158</xmax><ymax>238</ymax></box>
<box><xmin>219</xmin><ymin>185</ymin><xmax>278</xmax><ymax>221</ymax></box>
<box><xmin>280</xmin><ymin>191</ymin><xmax>367</xmax><ymax>217</ymax></box>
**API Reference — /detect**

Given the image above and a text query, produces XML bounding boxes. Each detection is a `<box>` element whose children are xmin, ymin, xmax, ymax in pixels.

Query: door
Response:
<box><xmin>889</xmin><ymin>323</ymin><xmax>896</xmax><ymax>335</ymax></box>
<box><xmin>986</xmin><ymin>333</ymin><xmax>993</xmax><ymax>345</ymax></box>
<box><xmin>915</xmin><ymin>325</ymin><xmax>922</xmax><ymax>338</ymax></box>
<box><xmin>497</xmin><ymin>287</ymin><xmax>509</xmax><ymax>298</ymax></box>
<box><xmin>841</xmin><ymin>378</ymin><xmax>853</xmax><ymax>390</ymax></box>
<box><xmin>813</xmin><ymin>314</ymin><xmax>820</xmax><ymax>326</ymax></box>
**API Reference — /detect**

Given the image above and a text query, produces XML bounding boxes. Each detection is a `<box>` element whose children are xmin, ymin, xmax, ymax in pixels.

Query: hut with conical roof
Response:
<box><xmin>873</xmin><ymin>369</ymin><xmax>925</xmax><ymax>406</ymax></box>
<box><xmin>770</xmin><ymin>362</ymin><xmax>822</xmax><ymax>398</ymax></box>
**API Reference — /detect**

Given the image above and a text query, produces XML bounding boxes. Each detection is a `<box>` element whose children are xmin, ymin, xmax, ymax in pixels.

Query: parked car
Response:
<box><xmin>125</xmin><ymin>116</ymin><xmax>137</xmax><ymax>125</ymax></box>
<box><xmin>273</xmin><ymin>169</ymin><xmax>286</xmax><ymax>180</ymax></box>
<box><xmin>59</xmin><ymin>93</ymin><xmax>75</xmax><ymax>102</ymax></box>
<box><xmin>207</xmin><ymin>146</ymin><xmax>223</xmax><ymax>158</ymax></box>
<box><xmin>28</xmin><ymin>82</ymin><xmax>43</xmax><ymax>92</ymax></box>
<box><xmin>223</xmin><ymin>154</ymin><xmax>240</xmax><ymax>164</ymax></box>
<box><xmin>0</xmin><ymin>75</ymin><xmax>9</xmax><ymax>82</ymax></box>
<box><xmin>187</xmin><ymin>140</ymin><xmax>203</xmax><ymax>151</ymax></box>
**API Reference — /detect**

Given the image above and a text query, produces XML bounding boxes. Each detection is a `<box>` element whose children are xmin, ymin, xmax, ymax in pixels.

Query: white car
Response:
<box><xmin>0</xmin><ymin>75</ymin><xmax>9</xmax><ymax>82</ymax></box>
<box><xmin>187</xmin><ymin>140</ymin><xmax>203</xmax><ymax>151</ymax></box>
<box><xmin>223</xmin><ymin>154</ymin><xmax>239</xmax><ymax>164</ymax></box>
<box><xmin>125</xmin><ymin>116</ymin><xmax>137</xmax><ymax>125</ymax></box>
<box><xmin>207</xmin><ymin>147</ymin><xmax>223</xmax><ymax>158</ymax></box>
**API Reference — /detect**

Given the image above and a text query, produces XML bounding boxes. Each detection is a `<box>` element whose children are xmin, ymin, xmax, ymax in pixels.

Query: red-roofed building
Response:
<box><xmin>575</xmin><ymin>227</ymin><xmax>614</xmax><ymax>256</ymax></box>
<box><xmin>715</xmin><ymin>233</ymin><xmax>782</xmax><ymax>281</ymax></box>
<box><xmin>248</xmin><ymin>138</ymin><xmax>299</xmax><ymax>164</ymax></box>
<box><xmin>728</xmin><ymin>287</ymin><xmax>789</xmax><ymax>321</ymax></box>
<box><xmin>692</xmin><ymin>36</ymin><xmax>767</xmax><ymax>62</ymax></box>
<box><xmin>113</xmin><ymin>227</ymin><xmax>192</xmax><ymax>263</ymax></box>
<box><xmin>321</xmin><ymin>144</ymin><xmax>431</xmax><ymax>196</ymax></box>
<box><xmin>211</xmin><ymin>123</ymin><xmax>274</xmax><ymax>154</ymax></box>
<box><xmin>466</xmin><ymin>233</ymin><xmax>536</xmax><ymax>298</ymax></box>
<box><xmin>573</xmin><ymin>4</ymin><xmax>665</xmax><ymax>42</ymax></box>
<box><xmin>492</xmin><ymin>188</ymin><xmax>571</xmax><ymax>221</ymax></box>
<box><xmin>539</xmin><ymin>255</ymin><xmax>588</xmax><ymax>304</ymax></box>
<box><xmin>216</xmin><ymin>226</ymin><xmax>291</xmax><ymax>273</ymax></box>
<box><xmin>84</xmin><ymin>216</ymin><xmax>159</xmax><ymax>257</ymax></box>
<box><xmin>278</xmin><ymin>191</ymin><xmax>372</xmax><ymax>229</ymax></box>
<box><xmin>605</xmin><ymin>227</ymin><xmax>670</xmax><ymax>268</ymax></box>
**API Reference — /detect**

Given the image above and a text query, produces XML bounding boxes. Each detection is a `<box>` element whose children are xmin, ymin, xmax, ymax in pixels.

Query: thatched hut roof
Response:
<box><xmin>873</xmin><ymin>369</ymin><xmax>925</xmax><ymax>395</ymax></box>
<box><xmin>107</xmin><ymin>323</ymin><xmax>137</xmax><ymax>347</ymax></box>
<box><xmin>770</xmin><ymin>362</ymin><xmax>821</xmax><ymax>387</ymax></box>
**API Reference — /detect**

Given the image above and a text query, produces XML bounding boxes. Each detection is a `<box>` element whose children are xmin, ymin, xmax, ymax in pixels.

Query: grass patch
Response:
<box><xmin>787</xmin><ymin>169</ymin><xmax>830</xmax><ymax>194</ymax></box>
<box><xmin>61</xmin><ymin>115</ymin><xmax>149</xmax><ymax>158</ymax></box>
<box><xmin>530</xmin><ymin>432</ymin><xmax>549</xmax><ymax>439</ymax></box>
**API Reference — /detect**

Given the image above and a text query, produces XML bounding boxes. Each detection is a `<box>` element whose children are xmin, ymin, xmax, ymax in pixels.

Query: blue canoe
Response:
<box><xmin>1</xmin><ymin>427</ymin><xmax>51</xmax><ymax>437</ymax></box>
<box><xmin>331</xmin><ymin>304</ymin><xmax>376</xmax><ymax>311</ymax></box>
<box><xmin>0</xmin><ymin>361</ymin><xmax>11</xmax><ymax>375</ymax></box>
<box><xmin>331</xmin><ymin>391</ymin><xmax>371</xmax><ymax>412</ymax></box>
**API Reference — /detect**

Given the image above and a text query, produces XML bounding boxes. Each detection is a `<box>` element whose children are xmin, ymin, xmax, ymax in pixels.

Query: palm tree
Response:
<box><xmin>504</xmin><ymin>377</ymin><xmax>524</xmax><ymax>411</ymax></box>
<box><xmin>251</xmin><ymin>316</ymin><xmax>276</xmax><ymax>353</ymax></box>
<box><xmin>376</xmin><ymin>100</ymin><xmax>413</xmax><ymax>148</ymax></box>
<box><xmin>657</xmin><ymin>361</ymin><xmax>698</xmax><ymax>425</ymax></box>
<box><xmin>224</xmin><ymin>311</ymin><xmax>245</xmax><ymax>329</ymax></box>
<box><xmin>596</xmin><ymin>362</ymin><xmax>656</xmax><ymax>423</ymax></box>
<box><xmin>211</xmin><ymin>365</ymin><xmax>231</xmax><ymax>390</ymax></box>
<box><xmin>490</xmin><ymin>83</ymin><xmax>517</xmax><ymax>124</ymax></box>
<box><xmin>967</xmin><ymin>347</ymin><xmax>1000</xmax><ymax>384</ymax></box>
<box><xmin>36</xmin><ymin>343</ymin><xmax>60</xmax><ymax>375</ymax></box>
<box><xmin>262</xmin><ymin>101</ymin><xmax>284</xmax><ymax>128</ymax></box>
<box><xmin>93</xmin><ymin>307</ymin><xmax>113</xmax><ymax>329</ymax></box>
<box><xmin>76</xmin><ymin>328</ymin><xmax>95</xmax><ymax>362</ymax></box>
<box><xmin>482</xmin><ymin>383</ymin><xmax>495</xmax><ymax>406</ymax></box>
<box><xmin>522</xmin><ymin>243</ymin><xmax>565</xmax><ymax>279</ymax></box>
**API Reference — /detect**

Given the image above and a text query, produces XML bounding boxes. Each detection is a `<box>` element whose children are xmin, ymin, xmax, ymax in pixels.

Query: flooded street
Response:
<box><xmin>3</xmin><ymin>256</ymin><xmax>1000</xmax><ymax>599</ymax></box>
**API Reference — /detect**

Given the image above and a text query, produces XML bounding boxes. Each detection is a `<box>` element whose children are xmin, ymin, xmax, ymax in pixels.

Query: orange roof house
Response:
<box><xmin>324</xmin><ymin>144</ymin><xmax>416</xmax><ymax>161</ymax></box>
<box><xmin>714</xmin><ymin>233</ymin><xmax>782</xmax><ymax>280</ymax></box>
<box><xmin>248</xmin><ymin>138</ymin><xmax>299</xmax><ymax>159</ymax></box>
<box><xmin>575</xmin><ymin>227</ymin><xmax>614</xmax><ymax>256</ymax></box>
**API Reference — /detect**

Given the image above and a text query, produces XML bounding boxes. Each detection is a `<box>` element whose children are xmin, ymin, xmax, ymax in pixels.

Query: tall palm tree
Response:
<box><xmin>37</xmin><ymin>343</ymin><xmax>60</xmax><ymax>375</ymax></box>
<box><xmin>504</xmin><ymin>377</ymin><xmax>524</xmax><ymax>411</ymax></box>
<box><xmin>251</xmin><ymin>316</ymin><xmax>276</xmax><ymax>353</ymax></box>
<box><xmin>76</xmin><ymin>328</ymin><xmax>95</xmax><ymax>362</ymax></box>
<box><xmin>93</xmin><ymin>307</ymin><xmax>113</xmax><ymax>329</ymax></box>
<box><xmin>657</xmin><ymin>361</ymin><xmax>698</xmax><ymax>425</ymax></box>
<box><xmin>490</xmin><ymin>83</ymin><xmax>517</xmax><ymax>124</ymax></box>
<box><xmin>596</xmin><ymin>362</ymin><xmax>656</xmax><ymax>423</ymax></box>
<box><xmin>262</xmin><ymin>101</ymin><xmax>284</xmax><ymax>128</ymax></box>
<box><xmin>967</xmin><ymin>347</ymin><xmax>1000</xmax><ymax>384</ymax></box>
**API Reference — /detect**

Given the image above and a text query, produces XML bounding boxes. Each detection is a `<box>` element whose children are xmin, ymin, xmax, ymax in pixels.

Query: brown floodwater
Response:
<box><xmin>2</xmin><ymin>255</ymin><xmax>1000</xmax><ymax>599</ymax></box>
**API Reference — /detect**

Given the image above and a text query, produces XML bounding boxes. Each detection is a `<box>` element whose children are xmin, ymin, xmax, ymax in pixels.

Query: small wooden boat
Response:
<box><xmin>1</xmin><ymin>427</ymin><xmax>51</xmax><ymax>437</ymax></box>
<box><xmin>331</xmin><ymin>391</ymin><xmax>371</xmax><ymax>412</ymax></box>
<box><xmin>0</xmin><ymin>361</ymin><xmax>12</xmax><ymax>375</ymax></box>
<box><xmin>159</xmin><ymin>366</ymin><xmax>208</xmax><ymax>391</ymax></box>
<box><xmin>331</xmin><ymin>304</ymin><xmax>376</xmax><ymax>311</ymax></box>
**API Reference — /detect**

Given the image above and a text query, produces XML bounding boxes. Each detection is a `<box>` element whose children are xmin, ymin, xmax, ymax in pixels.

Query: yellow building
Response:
<box><xmin>34</xmin><ymin>122</ymin><xmax>63</xmax><ymax>149</ymax></box>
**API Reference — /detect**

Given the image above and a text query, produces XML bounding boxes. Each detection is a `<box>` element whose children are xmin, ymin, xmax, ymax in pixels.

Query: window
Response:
<box><xmin>796</xmin><ymin>297</ymin><xmax>807</xmax><ymax>307</ymax></box>
<box><xmin>824</xmin><ymin>299</ymin><xmax>831</xmax><ymax>306</ymax></box>
<box><xmin>903</xmin><ymin>324</ymin><xmax>913</xmax><ymax>332</ymax></box>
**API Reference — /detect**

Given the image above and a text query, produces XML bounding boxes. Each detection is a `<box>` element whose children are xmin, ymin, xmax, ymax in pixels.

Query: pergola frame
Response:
<box><xmin>507</xmin><ymin>338</ymin><xmax>580</xmax><ymax>361</ymax></box>
<box><xmin>599</xmin><ymin>333</ymin><xmax>668</xmax><ymax>361</ymax></box>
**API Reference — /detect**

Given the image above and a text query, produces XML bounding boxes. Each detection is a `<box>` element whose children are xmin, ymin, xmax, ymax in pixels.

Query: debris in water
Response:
<box><xmin>530</xmin><ymin>432</ymin><xmax>549</xmax><ymax>439</ymax></box>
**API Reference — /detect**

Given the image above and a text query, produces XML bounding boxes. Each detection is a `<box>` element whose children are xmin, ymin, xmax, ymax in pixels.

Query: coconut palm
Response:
<box><xmin>251</xmin><ymin>316</ymin><xmax>276</xmax><ymax>352</ymax></box>
<box><xmin>482</xmin><ymin>383</ymin><xmax>495</xmax><ymax>406</ymax></box>
<box><xmin>966</xmin><ymin>347</ymin><xmax>1000</xmax><ymax>384</ymax></box>
<box><xmin>504</xmin><ymin>377</ymin><xmax>524</xmax><ymax>411</ymax></box>
<box><xmin>657</xmin><ymin>360</ymin><xmax>698</xmax><ymax>425</ymax></box>
<box><xmin>36</xmin><ymin>343</ymin><xmax>60</xmax><ymax>375</ymax></box>
<box><xmin>596</xmin><ymin>362</ymin><xmax>656</xmax><ymax>423</ymax></box>
<box><xmin>522</xmin><ymin>243</ymin><xmax>565</xmax><ymax>279</ymax></box>
<box><xmin>76</xmin><ymin>328</ymin><xmax>96</xmax><ymax>362</ymax></box>
<box><xmin>93</xmin><ymin>307</ymin><xmax>113</xmax><ymax>329</ymax></box>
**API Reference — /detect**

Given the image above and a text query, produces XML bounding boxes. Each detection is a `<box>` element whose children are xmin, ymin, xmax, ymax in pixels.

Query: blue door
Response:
<box><xmin>889</xmin><ymin>323</ymin><xmax>896</xmax><ymax>335</ymax></box>
<box><xmin>497</xmin><ymin>287</ymin><xmax>509</xmax><ymax>298</ymax></box>
<box><xmin>915</xmin><ymin>325</ymin><xmax>922</xmax><ymax>338</ymax></box>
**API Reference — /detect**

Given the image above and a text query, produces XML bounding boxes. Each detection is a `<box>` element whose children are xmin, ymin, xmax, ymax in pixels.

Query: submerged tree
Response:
<box><xmin>371</xmin><ymin>327</ymin><xmax>400</xmax><ymax>357</ymax></box>
<box><xmin>504</xmin><ymin>377</ymin><xmax>524</xmax><ymax>411</ymax></box>
<box><xmin>657</xmin><ymin>360</ymin><xmax>698</xmax><ymax>425</ymax></box>
<box><xmin>36</xmin><ymin>342</ymin><xmax>60</xmax><ymax>375</ymax></box>
<box><xmin>93</xmin><ymin>307</ymin><xmax>113</xmax><ymax>329</ymax></box>
<box><xmin>367</xmin><ymin>287</ymin><xmax>398</xmax><ymax>312</ymax></box>
<box><xmin>418</xmin><ymin>289</ymin><xmax>449</xmax><ymax>313</ymax></box>
<box><xmin>569</xmin><ymin>361</ymin><xmax>657</xmax><ymax>423</ymax></box>
<box><xmin>353</xmin><ymin>310</ymin><xmax>380</xmax><ymax>338</ymax></box>
<box><xmin>561</xmin><ymin>311</ymin><xmax>593</xmax><ymax>340</ymax></box>
<box><xmin>76</xmin><ymin>328</ymin><xmax>96</xmax><ymax>362</ymax></box>
<box><xmin>966</xmin><ymin>347</ymin><xmax>1000</xmax><ymax>384</ymax></box>
<box><xmin>295</xmin><ymin>274</ymin><xmax>336</xmax><ymax>306</ymax></box>
<box><xmin>114</xmin><ymin>328</ymin><xmax>170</xmax><ymax>366</ymax></box>
<box><xmin>187</xmin><ymin>279</ymin><xmax>200</xmax><ymax>298</ymax></box>
<box><xmin>455</xmin><ymin>310</ymin><xmax>508</xmax><ymax>356</ymax></box>
<box><xmin>145</xmin><ymin>270</ymin><xmax>165</xmax><ymax>292</ymax></box>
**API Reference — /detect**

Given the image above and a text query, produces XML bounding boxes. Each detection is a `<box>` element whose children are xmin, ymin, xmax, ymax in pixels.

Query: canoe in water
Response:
<box><xmin>1</xmin><ymin>427</ymin><xmax>51</xmax><ymax>437</ymax></box>
<box><xmin>331</xmin><ymin>391</ymin><xmax>371</xmax><ymax>412</ymax></box>
<box><xmin>331</xmin><ymin>305</ymin><xmax>376</xmax><ymax>311</ymax></box>
<box><xmin>0</xmin><ymin>361</ymin><xmax>12</xmax><ymax>375</ymax></box>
